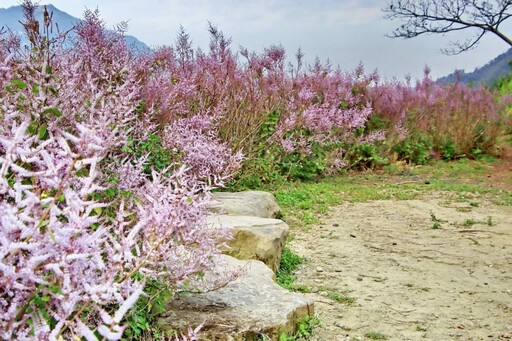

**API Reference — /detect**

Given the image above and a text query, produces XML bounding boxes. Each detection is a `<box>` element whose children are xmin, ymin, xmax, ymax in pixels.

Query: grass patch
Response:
<box><xmin>255</xmin><ymin>158</ymin><xmax>511</xmax><ymax>229</ymax></box>
<box><xmin>279</xmin><ymin>315</ymin><xmax>320</xmax><ymax>340</ymax></box>
<box><xmin>328</xmin><ymin>292</ymin><xmax>356</xmax><ymax>304</ymax></box>
<box><xmin>463</xmin><ymin>218</ymin><xmax>477</xmax><ymax>227</ymax></box>
<box><xmin>487</xmin><ymin>216</ymin><xmax>495</xmax><ymax>226</ymax></box>
<box><xmin>276</xmin><ymin>247</ymin><xmax>303</xmax><ymax>290</ymax></box>
<box><xmin>365</xmin><ymin>331</ymin><xmax>388</xmax><ymax>340</ymax></box>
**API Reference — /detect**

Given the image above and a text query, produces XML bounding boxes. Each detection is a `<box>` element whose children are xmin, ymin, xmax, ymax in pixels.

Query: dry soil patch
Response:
<box><xmin>290</xmin><ymin>193</ymin><xmax>512</xmax><ymax>340</ymax></box>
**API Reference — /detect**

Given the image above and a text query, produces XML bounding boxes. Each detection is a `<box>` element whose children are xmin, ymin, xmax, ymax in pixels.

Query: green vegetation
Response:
<box><xmin>463</xmin><ymin>218</ymin><xmax>477</xmax><ymax>227</ymax></box>
<box><xmin>279</xmin><ymin>315</ymin><xmax>321</xmax><ymax>341</ymax></box>
<box><xmin>257</xmin><ymin>158</ymin><xmax>511</xmax><ymax>228</ymax></box>
<box><xmin>487</xmin><ymin>216</ymin><xmax>495</xmax><ymax>226</ymax></box>
<box><xmin>276</xmin><ymin>247</ymin><xmax>303</xmax><ymax>290</ymax></box>
<box><xmin>328</xmin><ymin>292</ymin><xmax>356</xmax><ymax>304</ymax></box>
<box><xmin>124</xmin><ymin>278</ymin><xmax>174</xmax><ymax>340</ymax></box>
<box><xmin>365</xmin><ymin>331</ymin><xmax>388</xmax><ymax>340</ymax></box>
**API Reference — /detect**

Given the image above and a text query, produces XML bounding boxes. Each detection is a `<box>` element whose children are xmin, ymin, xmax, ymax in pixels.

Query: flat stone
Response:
<box><xmin>208</xmin><ymin>191</ymin><xmax>281</xmax><ymax>219</ymax></box>
<box><xmin>208</xmin><ymin>215</ymin><xmax>288</xmax><ymax>273</ymax></box>
<box><xmin>158</xmin><ymin>255</ymin><xmax>314</xmax><ymax>340</ymax></box>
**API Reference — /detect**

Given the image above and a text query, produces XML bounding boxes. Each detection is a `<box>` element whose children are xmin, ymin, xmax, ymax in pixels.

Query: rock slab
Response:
<box><xmin>158</xmin><ymin>255</ymin><xmax>314</xmax><ymax>340</ymax></box>
<box><xmin>208</xmin><ymin>215</ymin><xmax>288</xmax><ymax>273</ymax></box>
<box><xmin>208</xmin><ymin>191</ymin><xmax>281</xmax><ymax>219</ymax></box>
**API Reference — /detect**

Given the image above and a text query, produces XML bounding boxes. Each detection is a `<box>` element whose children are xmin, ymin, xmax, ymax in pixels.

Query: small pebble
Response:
<box><xmin>334</xmin><ymin>321</ymin><xmax>349</xmax><ymax>330</ymax></box>
<box><xmin>335</xmin><ymin>268</ymin><xmax>343</xmax><ymax>272</ymax></box>
<box><xmin>311</xmin><ymin>287</ymin><xmax>319</xmax><ymax>293</ymax></box>
<box><xmin>316</xmin><ymin>266</ymin><xmax>324</xmax><ymax>273</ymax></box>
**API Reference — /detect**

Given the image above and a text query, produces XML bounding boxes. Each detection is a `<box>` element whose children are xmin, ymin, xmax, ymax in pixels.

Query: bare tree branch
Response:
<box><xmin>383</xmin><ymin>0</ymin><xmax>512</xmax><ymax>54</ymax></box>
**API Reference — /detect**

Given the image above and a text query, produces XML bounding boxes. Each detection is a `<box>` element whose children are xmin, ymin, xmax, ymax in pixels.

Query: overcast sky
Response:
<box><xmin>1</xmin><ymin>0</ymin><xmax>511</xmax><ymax>80</ymax></box>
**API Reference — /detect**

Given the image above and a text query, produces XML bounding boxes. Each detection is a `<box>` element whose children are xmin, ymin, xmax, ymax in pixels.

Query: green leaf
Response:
<box><xmin>10</xmin><ymin>79</ymin><xmax>27</xmax><ymax>90</ymax></box>
<box><xmin>43</xmin><ymin>107</ymin><xmax>63</xmax><ymax>118</ymax></box>
<box><xmin>28</xmin><ymin>122</ymin><xmax>38</xmax><ymax>135</ymax></box>
<box><xmin>38</xmin><ymin>123</ymin><xmax>48</xmax><ymax>140</ymax></box>
<box><xmin>38</xmin><ymin>220</ymin><xmax>49</xmax><ymax>234</ymax></box>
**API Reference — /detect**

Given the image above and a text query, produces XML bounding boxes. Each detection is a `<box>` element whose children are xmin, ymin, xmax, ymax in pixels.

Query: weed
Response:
<box><xmin>394</xmin><ymin>135</ymin><xmax>433</xmax><ymax>165</ymax></box>
<box><xmin>279</xmin><ymin>315</ymin><xmax>320</xmax><ymax>340</ymax></box>
<box><xmin>365</xmin><ymin>331</ymin><xmax>388</xmax><ymax>340</ymax></box>
<box><xmin>276</xmin><ymin>247</ymin><xmax>303</xmax><ymax>290</ymax></box>
<box><xmin>124</xmin><ymin>277</ymin><xmax>173</xmax><ymax>340</ymax></box>
<box><xmin>463</xmin><ymin>219</ymin><xmax>477</xmax><ymax>227</ymax></box>
<box><xmin>429</xmin><ymin>211</ymin><xmax>444</xmax><ymax>223</ymax></box>
<box><xmin>432</xmin><ymin>222</ymin><xmax>441</xmax><ymax>230</ymax></box>
<box><xmin>292</xmin><ymin>284</ymin><xmax>313</xmax><ymax>293</ymax></box>
<box><xmin>493</xmin><ymin>192</ymin><xmax>512</xmax><ymax>206</ymax></box>
<box><xmin>328</xmin><ymin>292</ymin><xmax>356</xmax><ymax>304</ymax></box>
<box><xmin>487</xmin><ymin>216</ymin><xmax>495</xmax><ymax>226</ymax></box>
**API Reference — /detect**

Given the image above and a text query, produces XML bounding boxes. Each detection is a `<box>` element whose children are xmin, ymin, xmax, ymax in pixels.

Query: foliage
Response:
<box><xmin>2</xmin><ymin>1</ymin><xmax>512</xmax><ymax>340</ymax></box>
<box><xmin>365</xmin><ymin>331</ymin><xmax>388</xmax><ymax>340</ymax></box>
<box><xmin>0</xmin><ymin>2</ymin><xmax>238</xmax><ymax>340</ymax></box>
<box><xmin>344</xmin><ymin>142</ymin><xmax>388</xmax><ymax>170</ymax></box>
<box><xmin>394</xmin><ymin>135</ymin><xmax>433</xmax><ymax>165</ymax></box>
<box><xmin>276</xmin><ymin>247</ymin><xmax>303</xmax><ymax>290</ymax></box>
<box><xmin>368</xmin><ymin>67</ymin><xmax>509</xmax><ymax>164</ymax></box>
<box><xmin>278</xmin><ymin>315</ymin><xmax>320</xmax><ymax>341</ymax></box>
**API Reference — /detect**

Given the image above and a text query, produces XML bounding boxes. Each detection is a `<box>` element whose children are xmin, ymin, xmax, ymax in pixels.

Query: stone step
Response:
<box><xmin>208</xmin><ymin>191</ymin><xmax>281</xmax><ymax>219</ymax></box>
<box><xmin>158</xmin><ymin>255</ymin><xmax>314</xmax><ymax>340</ymax></box>
<box><xmin>207</xmin><ymin>215</ymin><xmax>288</xmax><ymax>273</ymax></box>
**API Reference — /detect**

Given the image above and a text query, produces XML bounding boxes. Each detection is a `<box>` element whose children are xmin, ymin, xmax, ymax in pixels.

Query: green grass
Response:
<box><xmin>276</xmin><ymin>247</ymin><xmax>303</xmax><ymax>290</ymax></box>
<box><xmin>279</xmin><ymin>315</ymin><xmax>320</xmax><ymax>340</ymax></box>
<box><xmin>328</xmin><ymin>292</ymin><xmax>356</xmax><ymax>304</ymax></box>
<box><xmin>463</xmin><ymin>218</ymin><xmax>477</xmax><ymax>227</ymax></box>
<box><xmin>254</xmin><ymin>158</ymin><xmax>511</xmax><ymax>228</ymax></box>
<box><xmin>365</xmin><ymin>331</ymin><xmax>387</xmax><ymax>340</ymax></box>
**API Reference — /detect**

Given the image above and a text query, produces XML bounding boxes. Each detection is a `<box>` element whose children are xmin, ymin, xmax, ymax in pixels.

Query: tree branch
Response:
<box><xmin>383</xmin><ymin>0</ymin><xmax>512</xmax><ymax>54</ymax></box>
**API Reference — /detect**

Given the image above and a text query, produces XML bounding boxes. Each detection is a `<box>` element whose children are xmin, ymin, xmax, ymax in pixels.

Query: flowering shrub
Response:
<box><xmin>0</xmin><ymin>3</ymin><xmax>235</xmax><ymax>340</ymax></box>
<box><xmin>1</xmin><ymin>2</ymin><xmax>510</xmax><ymax>339</ymax></box>
<box><xmin>368</xmin><ymin>67</ymin><xmax>509</xmax><ymax>162</ymax></box>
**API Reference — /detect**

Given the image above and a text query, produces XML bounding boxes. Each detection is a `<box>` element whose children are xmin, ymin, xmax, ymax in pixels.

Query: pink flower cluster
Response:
<box><xmin>1</xmin><ymin>4</ymin><xmax>235</xmax><ymax>340</ymax></box>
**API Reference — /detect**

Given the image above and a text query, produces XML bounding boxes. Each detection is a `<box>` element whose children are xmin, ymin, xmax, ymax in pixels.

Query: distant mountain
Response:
<box><xmin>437</xmin><ymin>48</ymin><xmax>512</xmax><ymax>86</ymax></box>
<box><xmin>0</xmin><ymin>4</ymin><xmax>148</xmax><ymax>52</ymax></box>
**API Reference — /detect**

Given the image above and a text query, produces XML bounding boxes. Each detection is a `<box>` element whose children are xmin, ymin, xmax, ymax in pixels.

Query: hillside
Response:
<box><xmin>437</xmin><ymin>48</ymin><xmax>512</xmax><ymax>86</ymax></box>
<box><xmin>0</xmin><ymin>4</ymin><xmax>148</xmax><ymax>51</ymax></box>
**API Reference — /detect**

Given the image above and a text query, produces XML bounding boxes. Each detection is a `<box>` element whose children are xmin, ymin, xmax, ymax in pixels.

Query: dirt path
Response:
<box><xmin>290</xmin><ymin>194</ymin><xmax>512</xmax><ymax>340</ymax></box>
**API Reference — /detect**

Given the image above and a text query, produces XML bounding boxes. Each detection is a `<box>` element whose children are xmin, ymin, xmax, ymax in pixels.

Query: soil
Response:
<box><xmin>289</xmin><ymin>154</ymin><xmax>512</xmax><ymax>341</ymax></box>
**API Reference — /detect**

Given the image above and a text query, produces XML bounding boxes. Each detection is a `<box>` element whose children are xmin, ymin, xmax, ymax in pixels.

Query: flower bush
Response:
<box><xmin>368</xmin><ymin>67</ymin><xmax>509</xmax><ymax>162</ymax></box>
<box><xmin>0</xmin><ymin>3</ymin><xmax>236</xmax><ymax>339</ymax></box>
<box><xmin>1</xmin><ymin>1</ymin><xmax>510</xmax><ymax>340</ymax></box>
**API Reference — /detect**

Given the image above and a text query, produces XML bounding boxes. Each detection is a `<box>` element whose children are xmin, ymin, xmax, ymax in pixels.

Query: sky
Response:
<box><xmin>1</xmin><ymin>0</ymin><xmax>511</xmax><ymax>80</ymax></box>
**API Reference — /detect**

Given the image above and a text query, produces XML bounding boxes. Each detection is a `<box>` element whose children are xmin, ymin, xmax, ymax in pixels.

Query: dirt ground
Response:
<box><xmin>289</xmin><ymin>163</ymin><xmax>512</xmax><ymax>341</ymax></box>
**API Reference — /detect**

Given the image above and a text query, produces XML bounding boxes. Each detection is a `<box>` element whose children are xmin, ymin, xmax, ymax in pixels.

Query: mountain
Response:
<box><xmin>0</xmin><ymin>4</ymin><xmax>148</xmax><ymax>52</ymax></box>
<box><xmin>437</xmin><ymin>48</ymin><xmax>512</xmax><ymax>86</ymax></box>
